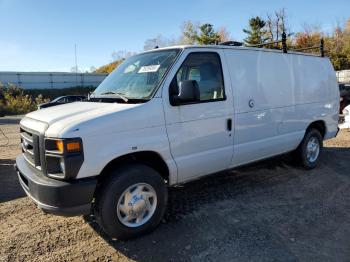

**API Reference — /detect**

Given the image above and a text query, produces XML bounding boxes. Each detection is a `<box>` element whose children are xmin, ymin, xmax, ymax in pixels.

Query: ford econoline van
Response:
<box><xmin>15</xmin><ymin>45</ymin><xmax>339</xmax><ymax>239</ymax></box>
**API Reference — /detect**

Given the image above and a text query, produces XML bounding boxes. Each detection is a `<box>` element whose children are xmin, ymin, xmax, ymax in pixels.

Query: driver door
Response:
<box><xmin>162</xmin><ymin>49</ymin><xmax>234</xmax><ymax>183</ymax></box>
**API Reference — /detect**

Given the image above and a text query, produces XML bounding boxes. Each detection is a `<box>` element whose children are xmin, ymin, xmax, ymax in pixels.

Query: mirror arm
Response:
<box><xmin>170</xmin><ymin>95</ymin><xmax>180</xmax><ymax>106</ymax></box>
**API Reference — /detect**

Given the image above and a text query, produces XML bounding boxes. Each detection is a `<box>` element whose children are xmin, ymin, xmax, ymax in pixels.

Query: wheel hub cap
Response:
<box><xmin>306</xmin><ymin>137</ymin><xmax>320</xmax><ymax>163</ymax></box>
<box><xmin>117</xmin><ymin>183</ymin><xmax>157</xmax><ymax>228</ymax></box>
<box><xmin>130</xmin><ymin>196</ymin><xmax>147</xmax><ymax>214</ymax></box>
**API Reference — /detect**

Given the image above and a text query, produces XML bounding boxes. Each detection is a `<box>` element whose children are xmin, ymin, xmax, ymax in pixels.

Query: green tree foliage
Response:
<box><xmin>196</xmin><ymin>24</ymin><xmax>221</xmax><ymax>45</ymax></box>
<box><xmin>243</xmin><ymin>16</ymin><xmax>267</xmax><ymax>45</ymax></box>
<box><xmin>180</xmin><ymin>21</ymin><xmax>226</xmax><ymax>45</ymax></box>
<box><xmin>97</xmin><ymin>15</ymin><xmax>350</xmax><ymax>74</ymax></box>
<box><xmin>242</xmin><ymin>10</ymin><xmax>350</xmax><ymax>70</ymax></box>
<box><xmin>0</xmin><ymin>84</ymin><xmax>38</xmax><ymax>115</ymax></box>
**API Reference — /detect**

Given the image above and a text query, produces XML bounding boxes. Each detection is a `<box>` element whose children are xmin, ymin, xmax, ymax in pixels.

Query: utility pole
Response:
<box><xmin>75</xmin><ymin>43</ymin><xmax>78</xmax><ymax>87</ymax></box>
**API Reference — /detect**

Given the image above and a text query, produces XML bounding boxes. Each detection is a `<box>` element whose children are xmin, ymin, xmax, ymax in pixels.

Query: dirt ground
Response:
<box><xmin>1</xmin><ymin>116</ymin><xmax>350</xmax><ymax>262</ymax></box>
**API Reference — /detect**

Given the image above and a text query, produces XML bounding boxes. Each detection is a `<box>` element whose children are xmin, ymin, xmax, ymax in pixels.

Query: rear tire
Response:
<box><xmin>295</xmin><ymin>128</ymin><xmax>323</xmax><ymax>169</ymax></box>
<box><xmin>95</xmin><ymin>164</ymin><xmax>167</xmax><ymax>240</ymax></box>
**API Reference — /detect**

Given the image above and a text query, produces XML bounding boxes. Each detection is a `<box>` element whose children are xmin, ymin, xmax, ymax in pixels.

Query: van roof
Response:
<box><xmin>146</xmin><ymin>44</ymin><xmax>327</xmax><ymax>58</ymax></box>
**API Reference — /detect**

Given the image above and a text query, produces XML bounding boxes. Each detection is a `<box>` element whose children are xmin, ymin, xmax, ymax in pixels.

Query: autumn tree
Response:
<box><xmin>180</xmin><ymin>21</ymin><xmax>200</xmax><ymax>44</ymax></box>
<box><xmin>291</xmin><ymin>21</ymin><xmax>350</xmax><ymax>70</ymax></box>
<box><xmin>94</xmin><ymin>60</ymin><xmax>123</xmax><ymax>74</ymax></box>
<box><xmin>217</xmin><ymin>26</ymin><xmax>231</xmax><ymax>42</ymax></box>
<box><xmin>293</xmin><ymin>24</ymin><xmax>323</xmax><ymax>49</ymax></box>
<box><xmin>326</xmin><ymin>22</ymin><xmax>350</xmax><ymax>70</ymax></box>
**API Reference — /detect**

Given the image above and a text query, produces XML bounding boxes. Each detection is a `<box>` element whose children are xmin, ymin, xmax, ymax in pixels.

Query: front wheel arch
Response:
<box><xmin>98</xmin><ymin>151</ymin><xmax>170</xmax><ymax>184</ymax></box>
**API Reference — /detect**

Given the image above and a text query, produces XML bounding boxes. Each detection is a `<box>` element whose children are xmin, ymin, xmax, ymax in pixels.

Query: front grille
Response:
<box><xmin>20</xmin><ymin>127</ymin><xmax>41</xmax><ymax>170</ymax></box>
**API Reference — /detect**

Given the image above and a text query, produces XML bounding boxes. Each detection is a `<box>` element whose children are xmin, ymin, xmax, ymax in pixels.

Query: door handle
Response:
<box><xmin>227</xmin><ymin>118</ymin><xmax>232</xmax><ymax>131</ymax></box>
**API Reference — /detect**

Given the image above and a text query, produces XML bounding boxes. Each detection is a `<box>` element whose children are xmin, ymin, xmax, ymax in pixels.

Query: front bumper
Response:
<box><xmin>15</xmin><ymin>154</ymin><xmax>97</xmax><ymax>216</ymax></box>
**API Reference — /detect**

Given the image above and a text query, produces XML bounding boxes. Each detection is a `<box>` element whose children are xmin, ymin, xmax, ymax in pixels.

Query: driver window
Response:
<box><xmin>174</xmin><ymin>52</ymin><xmax>225</xmax><ymax>101</ymax></box>
<box><xmin>57</xmin><ymin>97</ymin><xmax>66</xmax><ymax>103</ymax></box>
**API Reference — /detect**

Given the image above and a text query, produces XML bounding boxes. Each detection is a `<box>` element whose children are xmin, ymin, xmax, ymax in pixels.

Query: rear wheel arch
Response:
<box><xmin>306</xmin><ymin>120</ymin><xmax>326</xmax><ymax>139</ymax></box>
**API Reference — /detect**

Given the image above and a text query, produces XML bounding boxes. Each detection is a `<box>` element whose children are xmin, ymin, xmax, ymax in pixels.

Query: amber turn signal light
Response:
<box><xmin>55</xmin><ymin>140</ymin><xmax>81</xmax><ymax>153</ymax></box>
<box><xmin>66</xmin><ymin>141</ymin><xmax>81</xmax><ymax>152</ymax></box>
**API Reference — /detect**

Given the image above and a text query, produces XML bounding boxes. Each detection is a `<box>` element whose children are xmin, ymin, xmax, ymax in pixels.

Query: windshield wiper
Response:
<box><xmin>98</xmin><ymin>91</ymin><xmax>129</xmax><ymax>102</ymax></box>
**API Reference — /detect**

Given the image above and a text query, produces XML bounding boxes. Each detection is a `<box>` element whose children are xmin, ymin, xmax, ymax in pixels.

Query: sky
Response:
<box><xmin>0</xmin><ymin>0</ymin><xmax>349</xmax><ymax>72</ymax></box>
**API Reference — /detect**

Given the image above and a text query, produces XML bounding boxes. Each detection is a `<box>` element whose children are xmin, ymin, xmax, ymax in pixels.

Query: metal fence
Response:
<box><xmin>0</xmin><ymin>72</ymin><xmax>108</xmax><ymax>89</ymax></box>
<box><xmin>2</xmin><ymin>70</ymin><xmax>348</xmax><ymax>89</ymax></box>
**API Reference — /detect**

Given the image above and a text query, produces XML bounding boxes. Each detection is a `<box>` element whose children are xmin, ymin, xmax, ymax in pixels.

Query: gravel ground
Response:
<box><xmin>1</xmin><ymin>116</ymin><xmax>350</xmax><ymax>262</ymax></box>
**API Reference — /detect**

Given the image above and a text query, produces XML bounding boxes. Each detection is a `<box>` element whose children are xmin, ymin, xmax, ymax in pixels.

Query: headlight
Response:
<box><xmin>45</xmin><ymin>138</ymin><xmax>84</xmax><ymax>180</ymax></box>
<box><xmin>343</xmin><ymin>108</ymin><xmax>349</xmax><ymax>116</ymax></box>
<box><xmin>55</xmin><ymin>139</ymin><xmax>82</xmax><ymax>154</ymax></box>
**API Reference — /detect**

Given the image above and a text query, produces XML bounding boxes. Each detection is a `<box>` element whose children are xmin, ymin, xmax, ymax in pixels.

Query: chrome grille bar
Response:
<box><xmin>20</xmin><ymin>127</ymin><xmax>41</xmax><ymax>170</ymax></box>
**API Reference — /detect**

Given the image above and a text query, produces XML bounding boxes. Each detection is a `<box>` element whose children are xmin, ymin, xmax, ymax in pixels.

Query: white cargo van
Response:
<box><xmin>15</xmin><ymin>45</ymin><xmax>339</xmax><ymax>239</ymax></box>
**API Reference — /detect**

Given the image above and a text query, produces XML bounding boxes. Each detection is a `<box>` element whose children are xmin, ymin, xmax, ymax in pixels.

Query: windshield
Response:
<box><xmin>92</xmin><ymin>49</ymin><xmax>180</xmax><ymax>100</ymax></box>
<box><xmin>52</xmin><ymin>96</ymin><xmax>64</xmax><ymax>103</ymax></box>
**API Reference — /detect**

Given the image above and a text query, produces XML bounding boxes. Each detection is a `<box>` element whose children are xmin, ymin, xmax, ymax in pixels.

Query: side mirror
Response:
<box><xmin>170</xmin><ymin>80</ymin><xmax>200</xmax><ymax>106</ymax></box>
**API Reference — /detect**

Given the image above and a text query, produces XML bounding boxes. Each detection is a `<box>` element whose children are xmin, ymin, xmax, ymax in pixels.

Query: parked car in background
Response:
<box><xmin>340</xmin><ymin>83</ymin><xmax>350</xmax><ymax>113</ymax></box>
<box><xmin>340</xmin><ymin>104</ymin><xmax>350</xmax><ymax>129</ymax></box>
<box><xmin>38</xmin><ymin>95</ymin><xmax>86</xmax><ymax>109</ymax></box>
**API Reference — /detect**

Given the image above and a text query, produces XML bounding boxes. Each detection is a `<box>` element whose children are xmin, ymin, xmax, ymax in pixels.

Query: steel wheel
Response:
<box><xmin>117</xmin><ymin>183</ymin><xmax>157</xmax><ymax>228</ymax></box>
<box><xmin>306</xmin><ymin>136</ymin><xmax>320</xmax><ymax>163</ymax></box>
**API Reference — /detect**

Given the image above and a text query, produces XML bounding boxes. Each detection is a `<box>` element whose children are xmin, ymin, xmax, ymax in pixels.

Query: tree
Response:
<box><xmin>292</xmin><ymin>22</ymin><xmax>350</xmax><ymax>70</ymax></box>
<box><xmin>94</xmin><ymin>60</ymin><xmax>123</xmax><ymax>74</ymax></box>
<box><xmin>243</xmin><ymin>16</ymin><xmax>267</xmax><ymax>45</ymax></box>
<box><xmin>293</xmin><ymin>24</ymin><xmax>323</xmax><ymax>49</ymax></box>
<box><xmin>195</xmin><ymin>24</ymin><xmax>221</xmax><ymax>45</ymax></box>
<box><xmin>70</xmin><ymin>66</ymin><xmax>81</xmax><ymax>73</ymax></box>
<box><xmin>143</xmin><ymin>34</ymin><xmax>177</xmax><ymax>51</ymax></box>
<box><xmin>180</xmin><ymin>21</ymin><xmax>199</xmax><ymax>44</ymax></box>
<box><xmin>180</xmin><ymin>21</ymin><xmax>228</xmax><ymax>45</ymax></box>
<box><xmin>326</xmin><ymin>23</ymin><xmax>350</xmax><ymax>70</ymax></box>
<box><xmin>94</xmin><ymin>50</ymin><xmax>138</xmax><ymax>74</ymax></box>
<box><xmin>265</xmin><ymin>9</ymin><xmax>290</xmax><ymax>42</ymax></box>
<box><xmin>111</xmin><ymin>50</ymin><xmax>135</xmax><ymax>61</ymax></box>
<box><xmin>217</xmin><ymin>26</ymin><xmax>231</xmax><ymax>42</ymax></box>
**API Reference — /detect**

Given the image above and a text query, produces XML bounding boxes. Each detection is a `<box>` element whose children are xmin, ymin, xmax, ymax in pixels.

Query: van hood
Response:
<box><xmin>24</xmin><ymin>101</ymin><xmax>141</xmax><ymax>136</ymax></box>
<box><xmin>26</xmin><ymin>102</ymin><xmax>139</xmax><ymax>125</ymax></box>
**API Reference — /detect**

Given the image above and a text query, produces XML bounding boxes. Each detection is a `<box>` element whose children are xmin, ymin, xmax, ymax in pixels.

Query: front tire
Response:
<box><xmin>95</xmin><ymin>164</ymin><xmax>167</xmax><ymax>240</ymax></box>
<box><xmin>296</xmin><ymin>128</ymin><xmax>323</xmax><ymax>169</ymax></box>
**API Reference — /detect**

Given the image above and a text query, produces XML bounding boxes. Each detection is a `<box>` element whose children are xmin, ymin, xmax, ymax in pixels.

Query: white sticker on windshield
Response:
<box><xmin>138</xmin><ymin>65</ymin><xmax>160</xmax><ymax>73</ymax></box>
